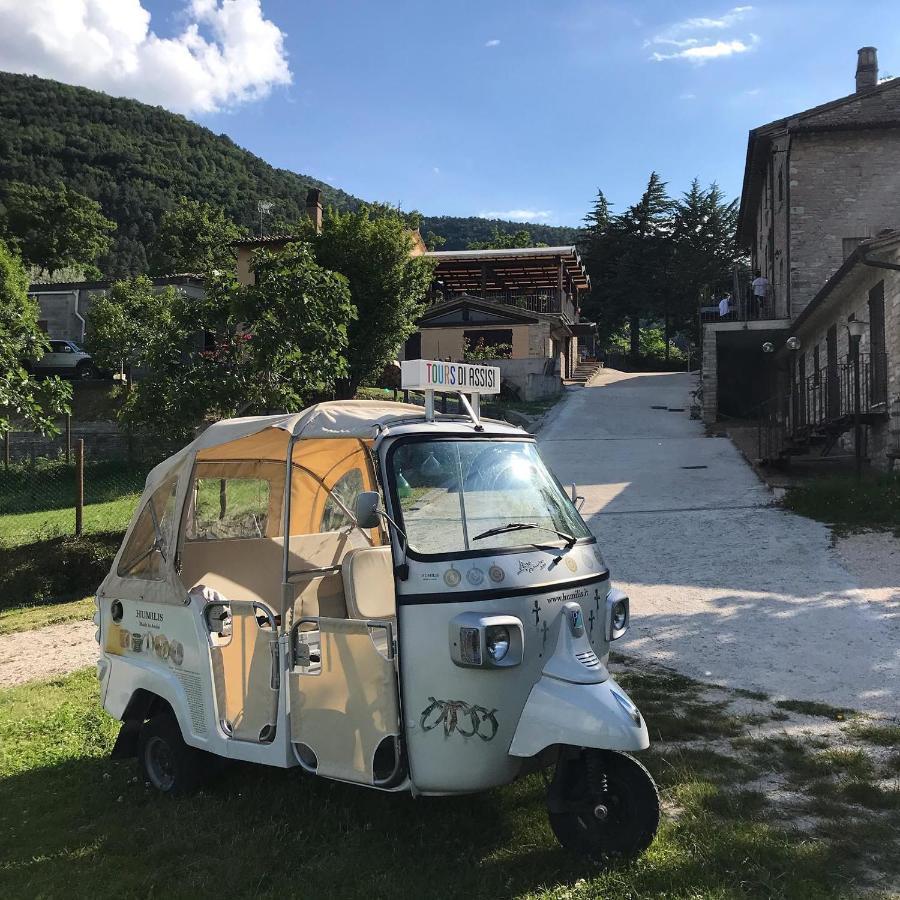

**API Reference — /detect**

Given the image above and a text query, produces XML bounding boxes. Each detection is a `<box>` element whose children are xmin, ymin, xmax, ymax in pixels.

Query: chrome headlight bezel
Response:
<box><xmin>605</xmin><ymin>589</ymin><xmax>630</xmax><ymax>641</ymax></box>
<box><xmin>449</xmin><ymin>614</ymin><xmax>524</xmax><ymax>669</ymax></box>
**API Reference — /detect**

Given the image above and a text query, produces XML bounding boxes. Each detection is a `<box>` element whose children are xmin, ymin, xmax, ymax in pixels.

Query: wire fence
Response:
<box><xmin>0</xmin><ymin>427</ymin><xmax>172</xmax><ymax>550</ymax></box>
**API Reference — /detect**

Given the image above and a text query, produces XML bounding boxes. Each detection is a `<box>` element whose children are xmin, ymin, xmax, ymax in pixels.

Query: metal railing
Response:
<box><xmin>757</xmin><ymin>352</ymin><xmax>888</xmax><ymax>459</ymax></box>
<box><xmin>428</xmin><ymin>289</ymin><xmax>575</xmax><ymax>318</ymax></box>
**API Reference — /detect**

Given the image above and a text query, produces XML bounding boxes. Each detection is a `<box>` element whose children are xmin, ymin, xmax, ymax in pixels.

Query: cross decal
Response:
<box><xmin>532</xmin><ymin>600</ymin><xmax>541</xmax><ymax>626</ymax></box>
<box><xmin>541</xmin><ymin>620</ymin><xmax>549</xmax><ymax>649</ymax></box>
<box><xmin>593</xmin><ymin>587</ymin><xmax>602</xmax><ymax>612</ymax></box>
<box><xmin>588</xmin><ymin>609</ymin><xmax>595</xmax><ymax>635</ymax></box>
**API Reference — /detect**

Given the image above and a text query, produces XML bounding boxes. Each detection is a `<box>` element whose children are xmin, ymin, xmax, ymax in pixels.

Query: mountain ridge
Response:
<box><xmin>0</xmin><ymin>71</ymin><xmax>578</xmax><ymax>275</ymax></box>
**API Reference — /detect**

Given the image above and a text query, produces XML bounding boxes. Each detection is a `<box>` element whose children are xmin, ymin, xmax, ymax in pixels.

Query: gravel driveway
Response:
<box><xmin>540</xmin><ymin>369</ymin><xmax>900</xmax><ymax>718</ymax></box>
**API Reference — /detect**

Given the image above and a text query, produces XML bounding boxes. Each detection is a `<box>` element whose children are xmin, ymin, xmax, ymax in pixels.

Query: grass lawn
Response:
<box><xmin>1</xmin><ymin>661</ymin><xmax>897</xmax><ymax>898</ymax></box>
<box><xmin>0</xmin><ymin>597</ymin><xmax>94</xmax><ymax>637</ymax></box>
<box><xmin>0</xmin><ymin>459</ymin><xmax>144</xmax><ymax>548</ymax></box>
<box><xmin>781</xmin><ymin>472</ymin><xmax>900</xmax><ymax>533</ymax></box>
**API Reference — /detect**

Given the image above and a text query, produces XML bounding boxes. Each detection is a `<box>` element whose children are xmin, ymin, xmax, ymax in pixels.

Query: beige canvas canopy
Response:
<box><xmin>143</xmin><ymin>400</ymin><xmax>428</xmax><ymax>492</ymax></box>
<box><xmin>100</xmin><ymin>402</ymin><xmax>427</xmax><ymax>605</ymax></box>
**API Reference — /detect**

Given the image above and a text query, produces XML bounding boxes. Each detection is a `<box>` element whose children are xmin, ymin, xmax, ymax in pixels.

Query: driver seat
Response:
<box><xmin>341</xmin><ymin>546</ymin><xmax>396</xmax><ymax>621</ymax></box>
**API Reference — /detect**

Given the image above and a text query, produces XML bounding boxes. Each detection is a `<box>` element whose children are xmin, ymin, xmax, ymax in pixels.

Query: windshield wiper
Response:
<box><xmin>472</xmin><ymin>522</ymin><xmax>576</xmax><ymax>545</ymax></box>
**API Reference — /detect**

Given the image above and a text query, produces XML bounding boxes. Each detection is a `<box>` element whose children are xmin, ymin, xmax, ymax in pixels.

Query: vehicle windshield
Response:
<box><xmin>391</xmin><ymin>439</ymin><xmax>592</xmax><ymax>555</ymax></box>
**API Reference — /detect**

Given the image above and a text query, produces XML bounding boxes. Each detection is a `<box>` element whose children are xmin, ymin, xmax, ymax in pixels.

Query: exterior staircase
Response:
<box><xmin>570</xmin><ymin>359</ymin><xmax>604</xmax><ymax>385</ymax></box>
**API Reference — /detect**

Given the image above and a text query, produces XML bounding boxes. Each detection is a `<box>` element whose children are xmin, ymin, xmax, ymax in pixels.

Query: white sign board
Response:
<box><xmin>401</xmin><ymin>359</ymin><xmax>501</xmax><ymax>395</ymax></box>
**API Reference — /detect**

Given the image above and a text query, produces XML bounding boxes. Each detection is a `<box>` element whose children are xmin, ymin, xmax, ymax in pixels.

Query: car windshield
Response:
<box><xmin>391</xmin><ymin>439</ymin><xmax>592</xmax><ymax>555</ymax></box>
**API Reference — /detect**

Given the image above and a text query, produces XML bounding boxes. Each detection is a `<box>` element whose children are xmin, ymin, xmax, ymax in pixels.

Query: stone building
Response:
<box><xmin>29</xmin><ymin>275</ymin><xmax>206</xmax><ymax>343</ymax></box>
<box><xmin>703</xmin><ymin>47</ymin><xmax>900</xmax><ymax>466</ymax></box>
<box><xmin>407</xmin><ymin>246</ymin><xmax>594</xmax><ymax>400</ymax></box>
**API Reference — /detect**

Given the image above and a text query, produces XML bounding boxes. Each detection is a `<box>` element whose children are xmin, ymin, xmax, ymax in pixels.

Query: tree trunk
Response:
<box><xmin>629</xmin><ymin>315</ymin><xmax>640</xmax><ymax>359</ymax></box>
<box><xmin>664</xmin><ymin>307</ymin><xmax>670</xmax><ymax>361</ymax></box>
<box><xmin>334</xmin><ymin>377</ymin><xmax>356</xmax><ymax>401</ymax></box>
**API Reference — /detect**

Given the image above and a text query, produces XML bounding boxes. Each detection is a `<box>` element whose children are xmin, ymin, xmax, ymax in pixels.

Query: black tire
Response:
<box><xmin>137</xmin><ymin>712</ymin><xmax>207</xmax><ymax>795</ymax></box>
<box><xmin>75</xmin><ymin>361</ymin><xmax>95</xmax><ymax>380</ymax></box>
<box><xmin>548</xmin><ymin>750</ymin><xmax>660</xmax><ymax>864</ymax></box>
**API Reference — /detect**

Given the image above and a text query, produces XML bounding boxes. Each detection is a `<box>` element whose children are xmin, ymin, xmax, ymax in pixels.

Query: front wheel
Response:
<box><xmin>138</xmin><ymin>712</ymin><xmax>208</xmax><ymax>795</ymax></box>
<box><xmin>548</xmin><ymin>749</ymin><xmax>660</xmax><ymax>864</ymax></box>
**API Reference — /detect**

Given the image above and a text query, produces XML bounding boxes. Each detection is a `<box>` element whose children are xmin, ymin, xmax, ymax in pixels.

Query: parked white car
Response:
<box><xmin>28</xmin><ymin>340</ymin><xmax>97</xmax><ymax>379</ymax></box>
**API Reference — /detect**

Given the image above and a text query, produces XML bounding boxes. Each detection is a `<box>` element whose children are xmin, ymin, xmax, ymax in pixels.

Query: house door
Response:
<box><xmin>826</xmin><ymin>325</ymin><xmax>840</xmax><ymax>419</ymax></box>
<box><xmin>868</xmin><ymin>281</ymin><xmax>887</xmax><ymax>406</ymax></box>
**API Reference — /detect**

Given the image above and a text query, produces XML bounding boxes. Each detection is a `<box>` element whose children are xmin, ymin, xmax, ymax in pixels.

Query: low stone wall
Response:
<box><xmin>6</xmin><ymin>422</ymin><xmax>130</xmax><ymax>462</ymax></box>
<box><xmin>481</xmin><ymin>357</ymin><xmax>562</xmax><ymax>402</ymax></box>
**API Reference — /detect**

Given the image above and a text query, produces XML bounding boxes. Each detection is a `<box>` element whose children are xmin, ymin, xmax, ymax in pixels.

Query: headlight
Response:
<box><xmin>606</xmin><ymin>590</ymin><xmax>629</xmax><ymax>641</ymax></box>
<box><xmin>450</xmin><ymin>615</ymin><xmax>523</xmax><ymax>668</ymax></box>
<box><xmin>486</xmin><ymin>626</ymin><xmax>510</xmax><ymax>662</ymax></box>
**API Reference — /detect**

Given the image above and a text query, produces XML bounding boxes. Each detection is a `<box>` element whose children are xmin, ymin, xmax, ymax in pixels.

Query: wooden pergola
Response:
<box><xmin>425</xmin><ymin>246</ymin><xmax>589</xmax><ymax>318</ymax></box>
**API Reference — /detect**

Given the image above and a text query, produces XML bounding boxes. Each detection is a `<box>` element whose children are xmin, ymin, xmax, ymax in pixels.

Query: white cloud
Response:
<box><xmin>648</xmin><ymin>6</ymin><xmax>757</xmax><ymax>63</ymax></box>
<box><xmin>679</xmin><ymin>92</ymin><xmax>697</xmax><ymax>100</ymax></box>
<box><xmin>0</xmin><ymin>0</ymin><xmax>291</xmax><ymax>114</ymax></box>
<box><xmin>485</xmin><ymin>38</ymin><xmax>501</xmax><ymax>47</ymax></box>
<box><xmin>479</xmin><ymin>209</ymin><xmax>552</xmax><ymax>222</ymax></box>
<box><xmin>652</xmin><ymin>37</ymin><xmax>757</xmax><ymax>63</ymax></box>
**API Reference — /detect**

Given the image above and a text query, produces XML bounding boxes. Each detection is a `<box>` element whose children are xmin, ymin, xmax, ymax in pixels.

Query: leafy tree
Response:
<box><xmin>297</xmin><ymin>206</ymin><xmax>435</xmax><ymax>398</ymax></box>
<box><xmin>670</xmin><ymin>179</ymin><xmax>738</xmax><ymax>345</ymax></box>
<box><xmin>87</xmin><ymin>276</ymin><xmax>177</xmax><ymax>381</ymax></box>
<box><xmin>467</xmin><ymin>227</ymin><xmax>547</xmax><ymax>250</ymax></box>
<box><xmin>1</xmin><ymin>182</ymin><xmax>115</xmax><ymax>276</ymax></box>
<box><xmin>581</xmin><ymin>189</ymin><xmax>611</xmax><ymax>234</ymax></box>
<box><xmin>0</xmin><ymin>239</ymin><xmax>71</xmax><ymax>434</ymax></box>
<box><xmin>149</xmin><ymin>198</ymin><xmax>246</xmax><ymax>275</ymax></box>
<box><xmin>119</xmin><ymin>243</ymin><xmax>354</xmax><ymax>439</ymax></box>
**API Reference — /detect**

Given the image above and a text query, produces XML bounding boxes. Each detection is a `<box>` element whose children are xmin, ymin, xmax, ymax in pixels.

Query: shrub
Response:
<box><xmin>0</xmin><ymin>533</ymin><xmax>121</xmax><ymax>609</ymax></box>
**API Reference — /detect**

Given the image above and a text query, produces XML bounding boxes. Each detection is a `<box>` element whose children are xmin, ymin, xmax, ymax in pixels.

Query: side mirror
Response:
<box><xmin>570</xmin><ymin>483</ymin><xmax>585</xmax><ymax>512</ymax></box>
<box><xmin>355</xmin><ymin>491</ymin><xmax>382</xmax><ymax>530</ymax></box>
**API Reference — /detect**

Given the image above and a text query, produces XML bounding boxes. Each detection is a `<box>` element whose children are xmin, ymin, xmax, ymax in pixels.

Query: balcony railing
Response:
<box><xmin>428</xmin><ymin>289</ymin><xmax>574</xmax><ymax>318</ymax></box>
<box><xmin>757</xmin><ymin>352</ymin><xmax>889</xmax><ymax>459</ymax></box>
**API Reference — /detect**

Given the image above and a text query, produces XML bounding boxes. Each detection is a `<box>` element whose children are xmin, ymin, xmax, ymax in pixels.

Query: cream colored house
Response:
<box><xmin>406</xmin><ymin>246</ymin><xmax>593</xmax><ymax>400</ymax></box>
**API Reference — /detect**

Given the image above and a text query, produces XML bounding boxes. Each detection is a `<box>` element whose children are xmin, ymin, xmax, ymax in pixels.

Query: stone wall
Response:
<box><xmin>789</xmin><ymin>128</ymin><xmax>900</xmax><ymax>316</ymax></box>
<box><xmin>792</xmin><ymin>256</ymin><xmax>900</xmax><ymax>468</ymax></box>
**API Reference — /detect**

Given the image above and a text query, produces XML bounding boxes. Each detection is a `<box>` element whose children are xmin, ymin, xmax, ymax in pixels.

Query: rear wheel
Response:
<box><xmin>75</xmin><ymin>361</ymin><xmax>95</xmax><ymax>379</ymax></box>
<box><xmin>548</xmin><ymin>749</ymin><xmax>659</xmax><ymax>864</ymax></box>
<box><xmin>138</xmin><ymin>712</ymin><xmax>207</xmax><ymax>795</ymax></box>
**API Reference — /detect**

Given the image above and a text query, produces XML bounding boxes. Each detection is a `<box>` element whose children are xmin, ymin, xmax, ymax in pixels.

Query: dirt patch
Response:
<box><xmin>0</xmin><ymin>620</ymin><xmax>97</xmax><ymax>688</ymax></box>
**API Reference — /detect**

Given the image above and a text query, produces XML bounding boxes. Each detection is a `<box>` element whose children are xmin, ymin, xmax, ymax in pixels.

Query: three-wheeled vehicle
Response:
<box><xmin>96</xmin><ymin>360</ymin><xmax>659</xmax><ymax>862</ymax></box>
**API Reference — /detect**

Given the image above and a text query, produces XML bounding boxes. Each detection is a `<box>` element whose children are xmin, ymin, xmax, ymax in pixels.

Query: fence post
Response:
<box><xmin>65</xmin><ymin>414</ymin><xmax>72</xmax><ymax>463</ymax></box>
<box><xmin>75</xmin><ymin>439</ymin><xmax>84</xmax><ymax>537</ymax></box>
<box><xmin>3</xmin><ymin>430</ymin><xmax>8</xmax><ymax>470</ymax></box>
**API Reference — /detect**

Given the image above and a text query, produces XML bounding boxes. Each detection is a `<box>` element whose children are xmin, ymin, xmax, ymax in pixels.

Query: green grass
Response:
<box><xmin>0</xmin><ymin>533</ymin><xmax>120</xmax><ymax>610</ymax></box>
<box><xmin>773</xmin><ymin>699</ymin><xmax>851</xmax><ymax>721</ymax></box>
<box><xmin>845</xmin><ymin>720</ymin><xmax>900</xmax><ymax>747</ymax></box>
<box><xmin>0</xmin><ymin>458</ymin><xmax>145</xmax><ymax>548</ymax></box>
<box><xmin>0</xmin><ymin>667</ymin><xmax>880</xmax><ymax>899</ymax></box>
<box><xmin>0</xmin><ymin>597</ymin><xmax>94</xmax><ymax>636</ymax></box>
<box><xmin>781</xmin><ymin>472</ymin><xmax>900</xmax><ymax>532</ymax></box>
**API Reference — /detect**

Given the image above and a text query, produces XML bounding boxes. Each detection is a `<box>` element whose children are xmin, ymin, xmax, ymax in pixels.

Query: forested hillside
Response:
<box><xmin>0</xmin><ymin>73</ymin><xmax>577</xmax><ymax>275</ymax></box>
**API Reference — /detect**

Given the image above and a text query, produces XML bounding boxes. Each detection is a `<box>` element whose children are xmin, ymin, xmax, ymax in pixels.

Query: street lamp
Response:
<box><xmin>786</xmin><ymin>336</ymin><xmax>801</xmax><ymax>437</ymax></box>
<box><xmin>846</xmin><ymin>318</ymin><xmax>869</xmax><ymax>479</ymax></box>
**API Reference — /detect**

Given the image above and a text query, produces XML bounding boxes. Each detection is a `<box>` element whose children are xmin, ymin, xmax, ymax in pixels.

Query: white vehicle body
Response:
<box><xmin>96</xmin><ymin>387</ymin><xmax>656</xmax><ymax>858</ymax></box>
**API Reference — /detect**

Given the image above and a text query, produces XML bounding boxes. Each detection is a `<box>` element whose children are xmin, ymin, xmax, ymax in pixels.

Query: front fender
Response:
<box><xmin>508</xmin><ymin>675</ymin><xmax>649</xmax><ymax>758</ymax></box>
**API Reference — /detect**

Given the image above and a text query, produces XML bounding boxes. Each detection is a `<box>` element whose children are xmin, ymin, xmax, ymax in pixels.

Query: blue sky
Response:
<box><xmin>3</xmin><ymin>1</ymin><xmax>899</xmax><ymax>227</ymax></box>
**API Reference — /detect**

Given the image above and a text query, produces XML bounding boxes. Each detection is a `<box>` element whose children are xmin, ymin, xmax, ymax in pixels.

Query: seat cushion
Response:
<box><xmin>342</xmin><ymin>547</ymin><xmax>396</xmax><ymax>620</ymax></box>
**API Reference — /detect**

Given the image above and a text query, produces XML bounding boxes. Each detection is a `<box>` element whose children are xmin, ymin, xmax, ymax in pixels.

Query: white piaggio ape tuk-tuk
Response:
<box><xmin>95</xmin><ymin>360</ymin><xmax>659</xmax><ymax>863</ymax></box>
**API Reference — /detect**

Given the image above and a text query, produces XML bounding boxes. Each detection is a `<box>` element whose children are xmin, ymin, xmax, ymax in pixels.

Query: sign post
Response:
<box><xmin>401</xmin><ymin>359</ymin><xmax>501</xmax><ymax>423</ymax></box>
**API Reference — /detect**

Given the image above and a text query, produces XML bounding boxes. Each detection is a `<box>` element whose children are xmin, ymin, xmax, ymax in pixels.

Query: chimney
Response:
<box><xmin>856</xmin><ymin>46</ymin><xmax>878</xmax><ymax>92</ymax></box>
<box><xmin>306</xmin><ymin>188</ymin><xmax>323</xmax><ymax>233</ymax></box>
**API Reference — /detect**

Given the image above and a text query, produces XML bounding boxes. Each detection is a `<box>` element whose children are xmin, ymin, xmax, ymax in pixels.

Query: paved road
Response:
<box><xmin>539</xmin><ymin>369</ymin><xmax>900</xmax><ymax>717</ymax></box>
